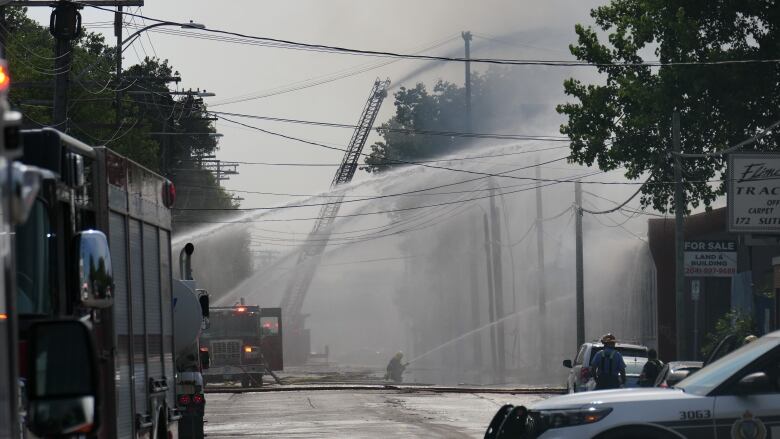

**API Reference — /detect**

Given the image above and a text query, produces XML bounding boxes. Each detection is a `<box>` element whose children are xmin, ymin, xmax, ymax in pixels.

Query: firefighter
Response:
<box><xmin>638</xmin><ymin>349</ymin><xmax>663</xmax><ymax>387</ymax></box>
<box><xmin>590</xmin><ymin>333</ymin><xmax>626</xmax><ymax>390</ymax></box>
<box><xmin>385</xmin><ymin>352</ymin><xmax>408</xmax><ymax>383</ymax></box>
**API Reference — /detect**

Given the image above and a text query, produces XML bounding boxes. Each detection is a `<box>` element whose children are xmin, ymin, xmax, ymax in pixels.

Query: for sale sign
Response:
<box><xmin>728</xmin><ymin>153</ymin><xmax>780</xmax><ymax>234</ymax></box>
<box><xmin>684</xmin><ymin>240</ymin><xmax>737</xmax><ymax>277</ymax></box>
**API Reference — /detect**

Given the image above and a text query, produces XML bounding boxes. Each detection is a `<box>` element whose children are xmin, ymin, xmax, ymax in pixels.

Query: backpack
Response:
<box><xmin>595</xmin><ymin>350</ymin><xmax>617</xmax><ymax>386</ymax></box>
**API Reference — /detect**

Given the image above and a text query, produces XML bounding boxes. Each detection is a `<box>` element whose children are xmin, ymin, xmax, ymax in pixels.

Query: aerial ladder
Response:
<box><xmin>280</xmin><ymin>78</ymin><xmax>391</xmax><ymax>365</ymax></box>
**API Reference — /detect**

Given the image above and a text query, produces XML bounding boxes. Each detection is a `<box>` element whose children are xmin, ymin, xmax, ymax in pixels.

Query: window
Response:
<box><xmin>677</xmin><ymin>338</ymin><xmax>777</xmax><ymax>396</ymax></box>
<box><xmin>260</xmin><ymin>317</ymin><xmax>279</xmax><ymax>336</ymax></box>
<box><xmin>16</xmin><ymin>201</ymin><xmax>51</xmax><ymax>315</ymax></box>
<box><xmin>574</xmin><ymin>346</ymin><xmax>586</xmax><ymax>365</ymax></box>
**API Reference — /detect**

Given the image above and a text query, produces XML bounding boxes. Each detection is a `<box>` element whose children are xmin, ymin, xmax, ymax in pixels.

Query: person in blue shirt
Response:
<box><xmin>590</xmin><ymin>333</ymin><xmax>626</xmax><ymax>390</ymax></box>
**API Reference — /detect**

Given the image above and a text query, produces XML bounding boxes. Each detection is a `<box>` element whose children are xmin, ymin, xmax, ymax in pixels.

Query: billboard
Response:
<box><xmin>683</xmin><ymin>240</ymin><xmax>737</xmax><ymax>277</ymax></box>
<box><xmin>728</xmin><ymin>153</ymin><xmax>780</xmax><ymax>234</ymax></box>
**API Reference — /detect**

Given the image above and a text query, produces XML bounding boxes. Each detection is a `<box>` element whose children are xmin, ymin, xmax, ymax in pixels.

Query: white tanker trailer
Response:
<box><xmin>173</xmin><ymin>243</ymin><xmax>209</xmax><ymax>439</ymax></box>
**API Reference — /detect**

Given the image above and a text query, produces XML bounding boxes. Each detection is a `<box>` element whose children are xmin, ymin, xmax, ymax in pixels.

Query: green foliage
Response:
<box><xmin>364</xmin><ymin>67</ymin><xmax>537</xmax><ymax>173</ymax></box>
<box><xmin>701</xmin><ymin>310</ymin><xmax>756</xmax><ymax>359</ymax></box>
<box><xmin>557</xmin><ymin>0</ymin><xmax>780</xmax><ymax>212</ymax></box>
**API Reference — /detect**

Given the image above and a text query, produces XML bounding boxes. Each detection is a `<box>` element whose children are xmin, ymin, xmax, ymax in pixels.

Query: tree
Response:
<box><xmin>363</xmin><ymin>81</ymin><xmax>467</xmax><ymax>173</ymax></box>
<box><xmin>557</xmin><ymin>1</ymin><xmax>780</xmax><ymax>212</ymax></box>
<box><xmin>364</xmin><ymin>66</ymin><xmax>548</xmax><ymax>173</ymax></box>
<box><xmin>701</xmin><ymin>310</ymin><xmax>756</xmax><ymax>360</ymax></box>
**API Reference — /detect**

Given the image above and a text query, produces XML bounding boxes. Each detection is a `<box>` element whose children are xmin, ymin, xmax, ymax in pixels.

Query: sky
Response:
<box><xmin>27</xmin><ymin>0</ymin><xmax>608</xmax><ymax>212</ymax></box>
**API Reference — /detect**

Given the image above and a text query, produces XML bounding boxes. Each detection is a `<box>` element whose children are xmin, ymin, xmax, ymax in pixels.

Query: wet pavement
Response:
<box><xmin>204</xmin><ymin>388</ymin><xmax>550</xmax><ymax>438</ymax></box>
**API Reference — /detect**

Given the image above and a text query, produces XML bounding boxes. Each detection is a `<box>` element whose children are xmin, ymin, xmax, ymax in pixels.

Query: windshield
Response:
<box><xmin>676</xmin><ymin>336</ymin><xmax>778</xmax><ymax>396</ymax></box>
<box><xmin>16</xmin><ymin>200</ymin><xmax>51</xmax><ymax>315</ymax></box>
<box><xmin>203</xmin><ymin>311</ymin><xmax>259</xmax><ymax>338</ymax></box>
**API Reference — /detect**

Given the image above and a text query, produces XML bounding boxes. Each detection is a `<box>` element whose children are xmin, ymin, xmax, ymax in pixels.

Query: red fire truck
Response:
<box><xmin>13</xmin><ymin>127</ymin><xmax>181</xmax><ymax>438</ymax></box>
<box><xmin>200</xmin><ymin>303</ymin><xmax>283</xmax><ymax>387</ymax></box>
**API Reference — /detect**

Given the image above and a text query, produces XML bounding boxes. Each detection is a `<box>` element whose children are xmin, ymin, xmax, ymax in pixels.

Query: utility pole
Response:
<box><xmin>673</xmin><ymin>110</ymin><xmax>686</xmax><ymax>360</ymax></box>
<box><xmin>536</xmin><ymin>159</ymin><xmax>547</xmax><ymax>375</ymax></box>
<box><xmin>0</xmin><ymin>7</ymin><xmax>8</xmax><ymax>58</ymax></box>
<box><xmin>489</xmin><ymin>181</ymin><xmax>506</xmax><ymax>383</ymax></box>
<box><xmin>114</xmin><ymin>6</ymin><xmax>123</xmax><ymax>129</ymax></box>
<box><xmin>536</xmin><ymin>160</ymin><xmax>546</xmax><ymax>314</ymax></box>
<box><xmin>483</xmin><ymin>212</ymin><xmax>498</xmax><ymax>379</ymax></box>
<box><xmin>575</xmin><ymin>181</ymin><xmax>585</xmax><ymax>349</ymax></box>
<box><xmin>470</xmin><ymin>218</ymin><xmax>483</xmax><ymax>371</ymax></box>
<box><xmin>462</xmin><ymin>31</ymin><xmax>472</xmax><ymax>133</ymax></box>
<box><xmin>50</xmin><ymin>3</ymin><xmax>81</xmax><ymax>130</ymax></box>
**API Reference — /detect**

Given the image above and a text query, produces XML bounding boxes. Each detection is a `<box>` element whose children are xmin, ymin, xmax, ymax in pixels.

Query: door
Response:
<box><xmin>259</xmin><ymin>308</ymin><xmax>283</xmax><ymax>371</ymax></box>
<box><xmin>713</xmin><ymin>346</ymin><xmax>780</xmax><ymax>438</ymax></box>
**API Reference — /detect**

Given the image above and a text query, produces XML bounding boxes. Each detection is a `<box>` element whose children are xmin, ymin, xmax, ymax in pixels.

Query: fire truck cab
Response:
<box><xmin>200</xmin><ymin>304</ymin><xmax>283</xmax><ymax>387</ymax></box>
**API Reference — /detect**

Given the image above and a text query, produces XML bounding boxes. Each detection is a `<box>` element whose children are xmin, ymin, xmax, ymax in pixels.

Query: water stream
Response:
<box><xmin>174</xmin><ymin>141</ymin><xmax>657</xmax><ymax>386</ymax></box>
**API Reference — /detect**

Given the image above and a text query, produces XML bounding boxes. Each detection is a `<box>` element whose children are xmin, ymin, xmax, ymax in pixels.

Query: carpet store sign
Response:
<box><xmin>728</xmin><ymin>153</ymin><xmax>780</xmax><ymax>234</ymax></box>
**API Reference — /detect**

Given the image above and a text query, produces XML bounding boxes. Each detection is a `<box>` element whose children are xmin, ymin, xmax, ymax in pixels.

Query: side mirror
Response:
<box><xmin>497</xmin><ymin>406</ymin><xmax>528</xmax><ymax>438</ymax></box>
<box><xmin>74</xmin><ymin>230</ymin><xmax>114</xmax><ymax>308</ymax></box>
<box><xmin>199</xmin><ymin>293</ymin><xmax>210</xmax><ymax>319</ymax></box>
<box><xmin>562</xmin><ymin>359</ymin><xmax>572</xmax><ymax>368</ymax></box>
<box><xmin>27</xmin><ymin>320</ymin><xmax>99</xmax><ymax>437</ymax></box>
<box><xmin>736</xmin><ymin>372</ymin><xmax>769</xmax><ymax>395</ymax></box>
<box><xmin>9</xmin><ymin>162</ymin><xmax>44</xmax><ymax>225</ymax></box>
<box><xmin>484</xmin><ymin>404</ymin><xmax>513</xmax><ymax>439</ymax></box>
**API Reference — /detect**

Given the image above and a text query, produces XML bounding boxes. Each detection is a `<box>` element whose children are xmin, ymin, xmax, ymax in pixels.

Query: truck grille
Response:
<box><xmin>211</xmin><ymin>340</ymin><xmax>242</xmax><ymax>366</ymax></box>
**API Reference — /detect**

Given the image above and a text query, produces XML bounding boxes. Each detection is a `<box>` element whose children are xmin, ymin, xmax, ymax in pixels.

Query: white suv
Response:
<box><xmin>563</xmin><ymin>341</ymin><xmax>649</xmax><ymax>392</ymax></box>
<box><xmin>486</xmin><ymin>331</ymin><xmax>780</xmax><ymax>439</ymax></box>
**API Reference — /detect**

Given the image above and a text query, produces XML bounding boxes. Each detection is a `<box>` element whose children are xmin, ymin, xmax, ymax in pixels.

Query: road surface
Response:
<box><xmin>205</xmin><ymin>388</ymin><xmax>550</xmax><ymax>438</ymax></box>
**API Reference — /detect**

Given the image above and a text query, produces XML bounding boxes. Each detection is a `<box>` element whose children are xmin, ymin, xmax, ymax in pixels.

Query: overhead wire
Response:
<box><xmin>210</xmin><ymin>110</ymin><xmax>569</xmax><ymax>141</ymax></box>
<box><xmin>217</xmin><ymin>115</ymin><xmax>699</xmax><ymax>186</ymax></box>
<box><xmin>75</xmin><ymin>3</ymin><xmax>780</xmax><ymax>68</ymax></box>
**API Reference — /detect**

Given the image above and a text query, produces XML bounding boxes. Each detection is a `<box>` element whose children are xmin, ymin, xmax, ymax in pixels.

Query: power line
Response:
<box><xmin>174</xmin><ymin>156</ymin><xmax>575</xmax><ymax>211</ymax></box>
<box><xmin>210</xmin><ymin>110</ymin><xmax>569</xmax><ymax>141</ymax></box>
<box><xmin>218</xmin><ymin>115</ymin><xmax>709</xmax><ymax>186</ymax></box>
<box><xmin>76</xmin><ymin>3</ymin><xmax>780</xmax><ymax>68</ymax></box>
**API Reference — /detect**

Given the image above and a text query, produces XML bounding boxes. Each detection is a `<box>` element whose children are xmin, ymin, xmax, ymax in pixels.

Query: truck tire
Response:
<box><xmin>251</xmin><ymin>373</ymin><xmax>263</xmax><ymax>387</ymax></box>
<box><xmin>240</xmin><ymin>377</ymin><xmax>250</xmax><ymax>388</ymax></box>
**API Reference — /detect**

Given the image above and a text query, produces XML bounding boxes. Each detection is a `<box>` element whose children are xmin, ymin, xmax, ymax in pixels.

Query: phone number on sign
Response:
<box><xmin>685</xmin><ymin>267</ymin><xmax>736</xmax><ymax>275</ymax></box>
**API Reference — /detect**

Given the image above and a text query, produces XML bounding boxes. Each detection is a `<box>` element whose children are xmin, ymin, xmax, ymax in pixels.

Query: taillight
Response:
<box><xmin>192</xmin><ymin>393</ymin><xmax>205</xmax><ymax>405</ymax></box>
<box><xmin>580</xmin><ymin>367</ymin><xmax>590</xmax><ymax>380</ymax></box>
<box><xmin>178</xmin><ymin>394</ymin><xmax>191</xmax><ymax>406</ymax></box>
<box><xmin>244</xmin><ymin>345</ymin><xmax>253</xmax><ymax>353</ymax></box>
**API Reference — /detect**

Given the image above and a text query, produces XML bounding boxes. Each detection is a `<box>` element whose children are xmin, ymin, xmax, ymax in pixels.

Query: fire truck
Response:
<box><xmin>11</xmin><ymin>125</ymin><xmax>181</xmax><ymax>438</ymax></box>
<box><xmin>200</xmin><ymin>302</ymin><xmax>283</xmax><ymax>387</ymax></box>
<box><xmin>0</xmin><ymin>58</ymin><xmax>53</xmax><ymax>439</ymax></box>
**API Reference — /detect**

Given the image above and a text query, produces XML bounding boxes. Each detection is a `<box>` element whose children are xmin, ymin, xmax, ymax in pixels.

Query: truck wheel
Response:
<box><xmin>251</xmin><ymin>373</ymin><xmax>263</xmax><ymax>387</ymax></box>
<box><xmin>240</xmin><ymin>377</ymin><xmax>250</xmax><ymax>388</ymax></box>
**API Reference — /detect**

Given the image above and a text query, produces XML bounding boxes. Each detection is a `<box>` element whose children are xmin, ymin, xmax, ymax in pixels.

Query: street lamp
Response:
<box><xmin>121</xmin><ymin>21</ymin><xmax>206</xmax><ymax>51</ymax></box>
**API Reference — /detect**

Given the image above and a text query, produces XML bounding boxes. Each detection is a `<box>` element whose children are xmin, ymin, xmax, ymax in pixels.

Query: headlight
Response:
<box><xmin>535</xmin><ymin>406</ymin><xmax>613</xmax><ymax>430</ymax></box>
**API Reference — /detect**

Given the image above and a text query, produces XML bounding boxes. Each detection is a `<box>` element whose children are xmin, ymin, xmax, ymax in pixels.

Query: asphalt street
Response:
<box><xmin>204</xmin><ymin>389</ymin><xmax>550</xmax><ymax>438</ymax></box>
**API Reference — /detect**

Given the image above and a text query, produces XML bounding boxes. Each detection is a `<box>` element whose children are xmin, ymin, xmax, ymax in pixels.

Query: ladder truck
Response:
<box><xmin>279</xmin><ymin>78</ymin><xmax>390</xmax><ymax>365</ymax></box>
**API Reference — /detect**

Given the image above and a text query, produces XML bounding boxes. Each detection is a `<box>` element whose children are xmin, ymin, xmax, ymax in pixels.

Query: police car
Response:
<box><xmin>486</xmin><ymin>330</ymin><xmax>780</xmax><ymax>438</ymax></box>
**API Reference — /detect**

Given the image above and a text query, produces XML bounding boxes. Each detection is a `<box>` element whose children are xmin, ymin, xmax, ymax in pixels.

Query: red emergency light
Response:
<box><xmin>0</xmin><ymin>62</ymin><xmax>10</xmax><ymax>92</ymax></box>
<box><xmin>162</xmin><ymin>180</ymin><xmax>176</xmax><ymax>208</ymax></box>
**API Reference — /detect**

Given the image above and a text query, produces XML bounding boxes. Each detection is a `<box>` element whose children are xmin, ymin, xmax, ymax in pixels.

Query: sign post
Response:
<box><xmin>691</xmin><ymin>279</ymin><xmax>700</xmax><ymax>356</ymax></box>
<box><xmin>728</xmin><ymin>153</ymin><xmax>780</xmax><ymax>234</ymax></box>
